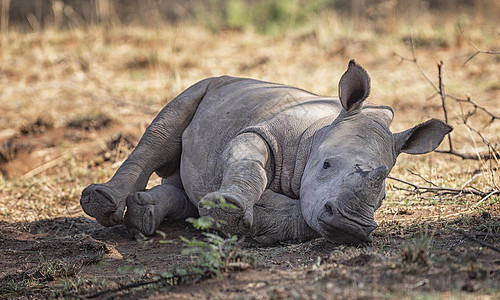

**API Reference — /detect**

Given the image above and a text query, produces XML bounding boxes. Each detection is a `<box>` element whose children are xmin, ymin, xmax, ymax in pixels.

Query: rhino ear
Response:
<box><xmin>394</xmin><ymin>119</ymin><xmax>453</xmax><ymax>155</ymax></box>
<box><xmin>339</xmin><ymin>60</ymin><xmax>371</xmax><ymax>112</ymax></box>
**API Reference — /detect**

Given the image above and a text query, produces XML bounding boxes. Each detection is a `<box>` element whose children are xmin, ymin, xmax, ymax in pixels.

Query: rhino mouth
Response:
<box><xmin>318</xmin><ymin>219</ymin><xmax>374</xmax><ymax>245</ymax></box>
<box><xmin>318</xmin><ymin>206</ymin><xmax>377</xmax><ymax>245</ymax></box>
<box><xmin>337</xmin><ymin>206</ymin><xmax>377</xmax><ymax>229</ymax></box>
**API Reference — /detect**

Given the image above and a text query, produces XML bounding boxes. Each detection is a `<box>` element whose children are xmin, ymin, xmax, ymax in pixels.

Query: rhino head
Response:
<box><xmin>300</xmin><ymin>60</ymin><xmax>452</xmax><ymax>245</ymax></box>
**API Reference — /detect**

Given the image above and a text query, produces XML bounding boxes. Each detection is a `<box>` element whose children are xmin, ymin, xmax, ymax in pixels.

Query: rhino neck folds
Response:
<box><xmin>252</xmin><ymin>191</ymin><xmax>320</xmax><ymax>244</ymax></box>
<box><xmin>239</xmin><ymin>115</ymin><xmax>335</xmax><ymax>199</ymax></box>
<box><xmin>293</xmin><ymin>211</ymin><xmax>321</xmax><ymax>242</ymax></box>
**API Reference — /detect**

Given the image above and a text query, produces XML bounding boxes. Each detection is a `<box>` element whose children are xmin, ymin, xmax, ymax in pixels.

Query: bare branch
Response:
<box><xmin>396</xmin><ymin>35</ymin><xmax>499</xmax><ymax>161</ymax></box>
<box><xmin>446</xmin><ymin>94</ymin><xmax>500</xmax><ymax>124</ymax></box>
<box><xmin>460</xmin><ymin>172</ymin><xmax>485</xmax><ymax>189</ymax></box>
<box><xmin>473</xmin><ymin>190</ymin><xmax>500</xmax><ymax>208</ymax></box>
<box><xmin>459</xmin><ymin>25</ymin><xmax>500</xmax><ymax>65</ymax></box>
<box><xmin>387</xmin><ymin>176</ymin><xmax>489</xmax><ymax>197</ymax></box>
<box><xmin>407</xmin><ymin>169</ymin><xmax>438</xmax><ymax>187</ymax></box>
<box><xmin>394</xmin><ymin>36</ymin><xmax>439</xmax><ymax>92</ymax></box>
<box><xmin>437</xmin><ymin>61</ymin><xmax>453</xmax><ymax>151</ymax></box>
<box><xmin>434</xmin><ymin>149</ymin><xmax>495</xmax><ymax>160</ymax></box>
<box><xmin>84</xmin><ymin>274</ymin><xmax>179</xmax><ymax>298</ymax></box>
<box><xmin>463</xmin><ymin>123</ymin><xmax>499</xmax><ymax>155</ymax></box>
<box><xmin>446</xmin><ymin>226</ymin><xmax>500</xmax><ymax>253</ymax></box>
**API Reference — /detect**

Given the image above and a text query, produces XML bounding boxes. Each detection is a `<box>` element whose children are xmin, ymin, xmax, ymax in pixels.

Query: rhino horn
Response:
<box><xmin>356</xmin><ymin>165</ymin><xmax>389</xmax><ymax>202</ymax></box>
<box><xmin>366</xmin><ymin>165</ymin><xmax>389</xmax><ymax>184</ymax></box>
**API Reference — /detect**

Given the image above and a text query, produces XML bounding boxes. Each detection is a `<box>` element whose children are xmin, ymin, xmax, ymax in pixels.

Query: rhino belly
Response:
<box><xmin>179</xmin><ymin>119</ymin><xmax>236</xmax><ymax>207</ymax></box>
<box><xmin>178</xmin><ymin>89</ymin><xmax>272</xmax><ymax>206</ymax></box>
<box><xmin>176</xmin><ymin>77</ymin><xmax>330</xmax><ymax>206</ymax></box>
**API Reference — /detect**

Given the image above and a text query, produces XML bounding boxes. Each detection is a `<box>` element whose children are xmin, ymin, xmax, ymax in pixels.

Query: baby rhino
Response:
<box><xmin>81</xmin><ymin>60</ymin><xmax>451</xmax><ymax>245</ymax></box>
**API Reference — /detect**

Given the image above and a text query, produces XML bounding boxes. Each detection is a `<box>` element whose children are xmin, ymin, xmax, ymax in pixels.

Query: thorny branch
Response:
<box><xmin>446</xmin><ymin>94</ymin><xmax>500</xmax><ymax>125</ymax></box>
<box><xmin>406</xmin><ymin>169</ymin><xmax>438</xmax><ymax>187</ymax></box>
<box><xmin>437</xmin><ymin>61</ymin><xmax>453</xmax><ymax>151</ymax></box>
<box><xmin>395</xmin><ymin>33</ymin><xmax>500</xmax><ymax>160</ymax></box>
<box><xmin>83</xmin><ymin>271</ymin><xmax>206</xmax><ymax>298</ymax></box>
<box><xmin>387</xmin><ymin>175</ymin><xmax>490</xmax><ymax>198</ymax></box>
<box><xmin>459</xmin><ymin>25</ymin><xmax>500</xmax><ymax>65</ymax></box>
<box><xmin>394</xmin><ymin>37</ymin><xmax>438</xmax><ymax>92</ymax></box>
<box><xmin>388</xmin><ymin>174</ymin><xmax>500</xmax><ymax>209</ymax></box>
<box><xmin>446</xmin><ymin>226</ymin><xmax>500</xmax><ymax>253</ymax></box>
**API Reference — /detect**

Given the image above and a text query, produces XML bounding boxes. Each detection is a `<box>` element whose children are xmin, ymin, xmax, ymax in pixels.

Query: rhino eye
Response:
<box><xmin>323</xmin><ymin>161</ymin><xmax>331</xmax><ymax>169</ymax></box>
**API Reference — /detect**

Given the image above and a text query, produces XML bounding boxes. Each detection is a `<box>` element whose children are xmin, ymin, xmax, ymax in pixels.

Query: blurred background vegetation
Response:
<box><xmin>2</xmin><ymin>0</ymin><xmax>499</xmax><ymax>35</ymax></box>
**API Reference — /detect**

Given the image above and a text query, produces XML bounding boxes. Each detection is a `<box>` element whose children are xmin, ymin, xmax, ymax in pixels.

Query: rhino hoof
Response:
<box><xmin>198</xmin><ymin>192</ymin><xmax>251</xmax><ymax>234</ymax></box>
<box><xmin>80</xmin><ymin>184</ymin><xmax>124</xmax><ymax>227</ymax></box>
<box><xmin>124</xmin><ymin>192</ymin><xmax>159</xmax><ymax>236</ymax></box>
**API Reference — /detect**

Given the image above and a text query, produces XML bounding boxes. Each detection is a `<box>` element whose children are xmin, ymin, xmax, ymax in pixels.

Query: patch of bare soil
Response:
<box><xmin>0</xmin><ymin>212</ymin><xmax>498</xmax><ymax>299</ymax></box>
<box><xmin>0</xmin><ymin>114</ymin><xmax>136</xmax><ymax>178</ymax></box>
<box><xmin>0</xmin><ymin>217</ymin><xmax>194</xmax><ymax>298</ymax></box>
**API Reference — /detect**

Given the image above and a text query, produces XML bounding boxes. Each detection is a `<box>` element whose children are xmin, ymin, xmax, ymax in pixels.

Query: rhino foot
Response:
<box><xmin>198</xmin><ymin>192</ymin><xmax>253</xmax><ymax>235</ymax></box>
<box><xmin>80</xmin><ymin>184</ymin><xmax>125</xmax><ymax>227</ymax></box>
<box><xmin>124</xmin><ymin>191</ymin><xmax>165</xmax><ymax>236</ymax></box>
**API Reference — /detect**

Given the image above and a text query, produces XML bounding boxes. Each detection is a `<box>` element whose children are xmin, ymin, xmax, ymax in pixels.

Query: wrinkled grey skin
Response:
<box><xmin>81</xmin><ymin>60</ymin><xmax>452</xmax><ymax>245</ymax></box>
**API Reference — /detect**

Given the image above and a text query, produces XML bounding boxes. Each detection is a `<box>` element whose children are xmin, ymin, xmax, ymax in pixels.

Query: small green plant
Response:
<box><xmin>97</xmin><ymin>198</ymin><xmax>249</xmax><ymax>297</ymax></box>
<box><xmin>115</xmin><ymin>197</ymin><xmax>245</xmax><ymax>288</ymax></box>
<box><xmin>180</xmin><ymin>232</ymin><xmax>239</xmax><ymax>278</ymax></box>
<box><xmin>180</xmin><ymin>198</ymin><xmax>243</xmax><ymax>278</ymax></box>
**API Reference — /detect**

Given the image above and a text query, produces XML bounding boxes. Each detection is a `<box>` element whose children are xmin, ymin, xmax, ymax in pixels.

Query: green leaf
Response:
<box><xmin>203</xmin><ymin>232</ymin><xmax>224</xmax><ymax>243</ymax></box>
<box><xmin>156</xmin><ymin>230</ymin><xmax>167</xmax><ymax>238</ymax></box>
<box><xmin>179</xmin><ymin>236</ymin><xmax>191</xmax><ymax>243</ymax></box>
<box><xmin>186</xmin><ymin>216</ymin><xmax>215</xmax><ymax>230</ymax></box>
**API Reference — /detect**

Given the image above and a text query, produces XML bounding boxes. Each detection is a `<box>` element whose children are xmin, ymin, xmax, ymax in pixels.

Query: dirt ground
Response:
<box><xmin>1</xmin><ymin>12</ymin><xmax>499</xmax><ymax>299</ymax></box>
<box><xmin>0</xmin><ymin>211</ymin><xmax>499</xmax><ymax>299</ymax></box>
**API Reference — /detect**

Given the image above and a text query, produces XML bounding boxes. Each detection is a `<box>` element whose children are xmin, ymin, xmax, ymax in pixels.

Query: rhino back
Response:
<box><xmin>180</xmin><ymin>76</ymin><xmax>341</xmax><ymax>204</ymax></box>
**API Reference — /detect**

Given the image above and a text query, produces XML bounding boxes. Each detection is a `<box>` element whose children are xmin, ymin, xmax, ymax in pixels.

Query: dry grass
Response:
<box><xmin>0</xmin><ymin>8</ymin><xmax>499</xmax><ymax>299</ymax></box>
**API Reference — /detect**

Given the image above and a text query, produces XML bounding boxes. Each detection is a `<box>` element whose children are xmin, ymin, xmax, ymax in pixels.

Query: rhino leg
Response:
<box><xmin>252</xmin><ymin>190</ymin><xmax>320</xmax><ymax>245</ymax></box>
<box><xmin>124</xmin><ymin>172</ymin><xmax>198</xmax><ymax>236</ymax></box>
<box><xmin>80</xmin><ymin>78</ymin><xmax>213</xmax><ymax>227</ymax></box>
<box><xmin>198</xmin><ymin>132</ymin><xmax>270</xmax><ymax>236</ymax></box>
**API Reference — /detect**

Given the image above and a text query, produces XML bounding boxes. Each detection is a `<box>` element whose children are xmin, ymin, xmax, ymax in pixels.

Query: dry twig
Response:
<box><xmin>20</xmin><ymin>152</ymin><xmax>72</xmax><ymax>179</ymax></box>
<box><xmin>459</xmin><ymin>25</ymin><xmax>500</xmax><ymax>65</ymax></box>
<box><xmin>83</xmin><ymin>271</ymin><xmax>203</xmax><ymax>299</ymax></box>
<box><xmin>446</xmin><ymin>226</ymin><xmax>500</xmax><ymax>254</ymax></box>
<box><xmin>407</xmin><ymin>169</ymin><xmax>438</xmax><ymax>187</ymax></box>
<box><xmin>387</xmin><ymin>176</ymin><xmax>488</xmax><ymax>197</ymax></box>
<box><xmin>388</xmin><ymin>175</ymin><xmax>500</xmax><ymax>208</ymax></box>
<box><xmin>224</xmin><ymin>236</ymin><xmax>246</xmax><ymax>270</ymax></box>
<box><xmin>473</xmin><ymin>190</ymin><xmax>500</xmax><ymax>208</ymax></box>
<box><xmin>395</xmin><ymin>35</ymin><xmax>499</xmax><ymax>161</ymax></box>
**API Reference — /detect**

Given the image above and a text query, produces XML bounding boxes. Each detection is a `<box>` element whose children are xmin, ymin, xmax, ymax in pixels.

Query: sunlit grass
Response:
<box><xmin>1</xmin><ymin>8</ymin><xmax>498</xmax><ymax>222</ymax></box>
